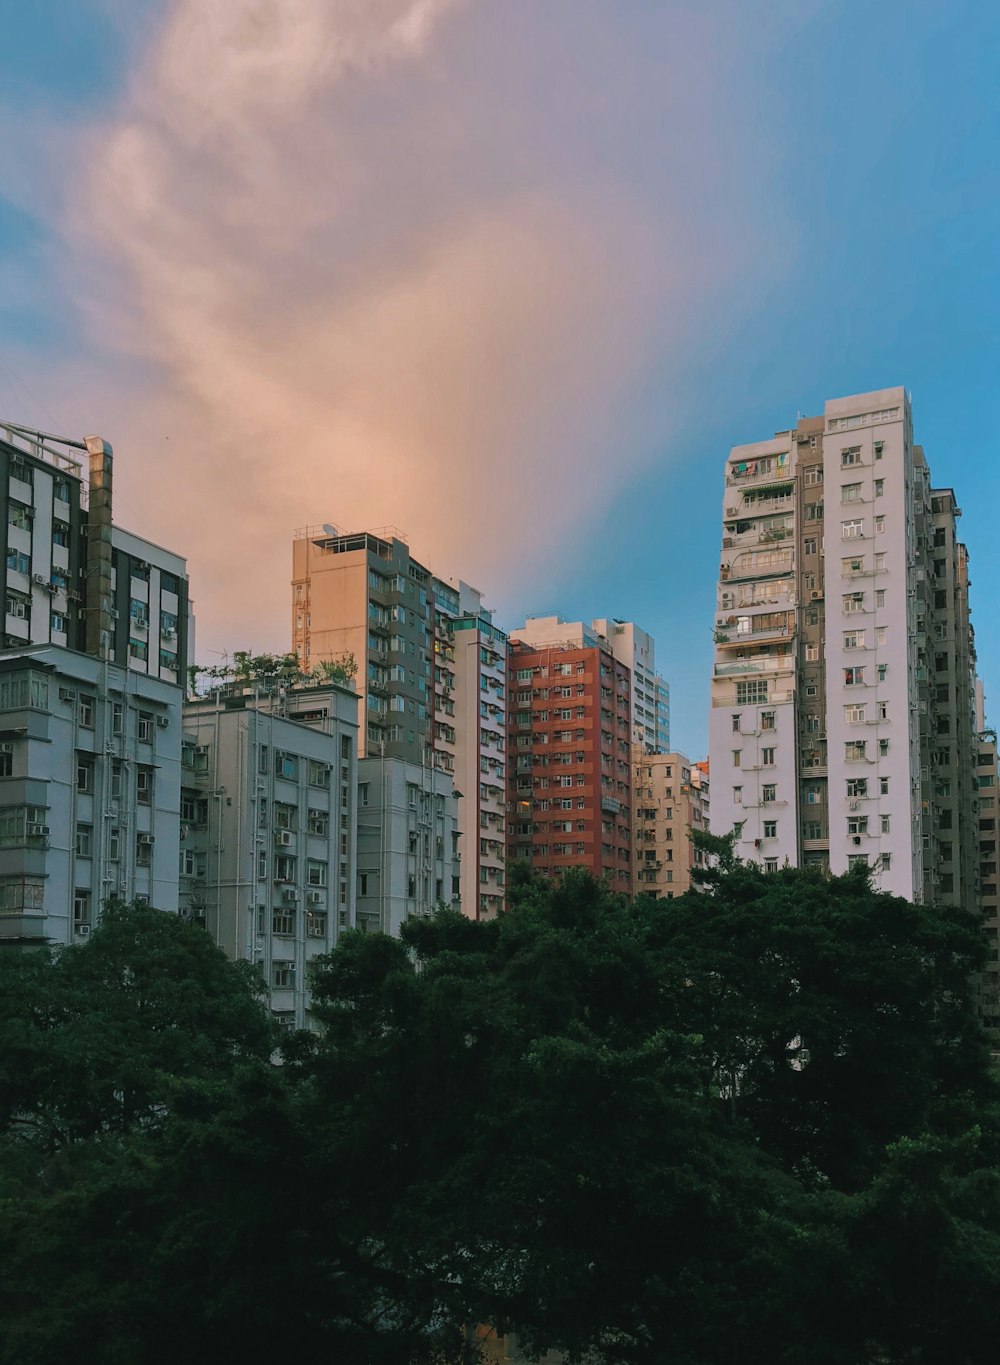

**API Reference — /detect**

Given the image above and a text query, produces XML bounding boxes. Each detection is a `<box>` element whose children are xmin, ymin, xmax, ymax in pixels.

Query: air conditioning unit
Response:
<box><xmin>282</xmin><ymin>888</ymin><xmax>299</xmax><ymax>904</ymax></box>
<box><xmin>155</xmin><ymin>715</ymin><xmax>169</xmax><ymax>729</ymax></box>
<box><xmin>307</xmin><ymin>890</ymin><xmax>323</xmax><ymax>905</ymax></box>
<box><xmin>195</xmin><ymin>745</ymin><xmax>209</xmax><ymax>756</ymax></box>
<box><xmin>33</xmin><ymin>574</ymin><xmax>48</xmax><ymax>586</ymax></box>
<box><xmin>809</xmin><ymin>590</ymin><xmax>823</xmax><ymax>601</ymax></box>
<box><xmin>137</xmin><ymin>833</ymin><xmax>155</xmax><ymax>846</ymax></box>
<box><xmin>110</xmin><ymin>609</ymin><xmax>120</xmax><ymax>620</ymax></box>
<box><xmin>75</xmin><ymin>923</ymin><xmax>91</xmax><ymax>937</ymax></box>
<box><xmin>27</xmin><ymin>823</ymin><xmax>49</xmax><ymax>838</ymax></box>
<box><xmin>276</xmin><ymin>830</ymin><xmax>293</xmax><ymax>847</ymax></box>
<box><xmin>853</xmin><ymin>835</ymin><xmax>862</xmax><ymax>845</ymax></box>
<box><xmin>162</xmin><ymin>627</ymin><xmax>176</xmax><ymax>639</ymax></box>
<box><xmin>726</xmin><ymin>506</ymin><xmax>739</xmax><ymax>517</ymax></box>
<box><xmin>58</xmin><ymin>687</ymin><xmax>75</xmax><ymax>703</ymax></box>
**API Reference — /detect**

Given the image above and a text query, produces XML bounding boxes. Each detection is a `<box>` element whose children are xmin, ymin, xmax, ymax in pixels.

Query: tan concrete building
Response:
<box><xmin>974</xmin><ymin>681</ymin><xmax>999</xmax><ymax>1037</ymax></box>
<box><xmin>632</xmin><ymin>751</ymin><xmax>710</xmax><ymax>898</ymax></box>
<box><xmin>292</xmin><ymin>527</ymin><xmax>433</xmax><ymax>764</ymax></box>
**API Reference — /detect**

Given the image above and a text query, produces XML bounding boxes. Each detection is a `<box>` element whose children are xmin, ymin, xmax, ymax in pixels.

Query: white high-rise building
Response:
<box><xmin>709</xmin><ymin>387</ymin><xmax>978</xmax><ymax>907</ymax></box>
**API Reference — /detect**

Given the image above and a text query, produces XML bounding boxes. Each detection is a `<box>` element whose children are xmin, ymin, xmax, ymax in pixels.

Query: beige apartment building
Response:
<box><xmin>632</xmin><ymin>751</ymin><xmax>710</xmax><ymax>898</ymax></box>
<box><xmin>292</xmin><ymin>526</ymin><xmax>507</xmax><ymax>919</ymax></box>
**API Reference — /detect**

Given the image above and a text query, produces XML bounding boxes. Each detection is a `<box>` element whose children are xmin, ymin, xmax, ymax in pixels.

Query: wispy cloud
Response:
<box><xmin>12</xmin><ymin>0</ymin><xmax>788</xmax><ymax>648</ymax></box>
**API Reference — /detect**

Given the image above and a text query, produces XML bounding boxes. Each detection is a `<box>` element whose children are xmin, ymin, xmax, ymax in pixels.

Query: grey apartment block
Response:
<box><xmin>0</xmin><ymin>644</ymin><xmax>183</xmax><ymax>944</ymax></box>
<box><xmin>432</xmin><ymin>577</ymin><xmax>508</xmax><ymax>919</ymax></box>
<box><xmin>181</xmin><ymin>681</ymin><xmax>359</xmax><ymax>1030</ymax></box>
<box><xmin>709</xmin><ymin>387</ymin><xmax>979</xmax><ymax>906</ymax></box>
<box><xmin>356</xmin><ymin>754</ymin><xmax>460</xmax><ymax>939</ymax></box>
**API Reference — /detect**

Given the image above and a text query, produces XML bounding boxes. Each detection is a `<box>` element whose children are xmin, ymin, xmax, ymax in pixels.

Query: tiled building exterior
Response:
<box><xmin>632</xmin><ymin>750</ymin><xmax>710</xmax><ymax>897</ymax></box>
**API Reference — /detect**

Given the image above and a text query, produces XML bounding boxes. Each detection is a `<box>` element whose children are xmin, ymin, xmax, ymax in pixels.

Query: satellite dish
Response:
<box><xmin>322</xmin><ymin>523</ymin><xmax>336</xmax><ymax>536</ymax></box>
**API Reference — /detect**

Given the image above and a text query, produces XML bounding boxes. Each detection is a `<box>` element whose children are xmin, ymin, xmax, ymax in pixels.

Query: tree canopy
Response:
<box><xmin>1</xmin><ymin>871</ymin><xmax>998</xmax><ymax>1364</ymax></box>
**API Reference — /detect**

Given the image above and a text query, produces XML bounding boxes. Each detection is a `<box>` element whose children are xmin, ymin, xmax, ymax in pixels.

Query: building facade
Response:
<box><xmin>292</xmin><ymin>527</ymin><xmax>433</xmax><ymax>764</ymax></box>
<box><xmin>432</xmin><ymin>578</ymin><xmax>508</xmax><ymax>919</ymax></box>
<box><xmin>507</xmin><ymin>635</ymin><xmax>632</xmax><ymax>891</ymax></box>
<box><xmin>513</xmin><ymin>615</ymin><xmax>669</xmax><ymax>753</ymax></box>
<box><xmin>974</xmin><ymin>682</ymin><xmax>999</xmax><ymax>1034</ymax></box>
<box><xmin>632</xmin><ymin>750</ymin><xmax>710</xmax><ymax>897</ymax></box>
<box><xmin>181</xmin><ymin>680</ymin><xmax>358</xmax><ymax>1029</ymax></box>
<box><xmin>709</xmin><ymin>387</ymin><xmax>979</xmax><ymax>905</ymax></box>
<box><xmin>356</xmin><ymin>754</ymin><xmax>461</xmax><ymax>937</ymax></box>
<box><xmin>0</xmin><ymin>426</ymin><xmax>191</xmax><ymax>946</ymax></box>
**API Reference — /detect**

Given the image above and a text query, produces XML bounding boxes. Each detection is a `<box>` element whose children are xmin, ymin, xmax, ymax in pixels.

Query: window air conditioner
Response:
<box><xmin>27</xmin><ymin>824</ymin><xmax>49</xmax><ymax>838</ymax></box>
<box><xmin>282</xmin><ymin>888</ymin><xmax>299</xmax><ymax>904</ymax></box>
<box><xmin>308</xmin><ymin>890</ymin><xmax>323</xmax><ymax>905</ymax></box>
<box><xmin>853</xmin><ymin>835</ymin><xmax>862</xmax><ymax>845</ymax></box>
<box><xmin>138</xmin><ymin>833</ymin><xmax>155</xmax><ymax>846</ymax></box>
<box><xmin>156</xmin><ymin>715</ymin><xmax>169</xmax><ymax>729</ymax></box>
<box><xmin>276</xmin><ymin>830</ymin><xmax>293</xmax><ymax>847</ymax></box>
<box><xmin>75</xmin><ymin>924</ymin><xmax>91</xmax><ymax>936</ymax></box>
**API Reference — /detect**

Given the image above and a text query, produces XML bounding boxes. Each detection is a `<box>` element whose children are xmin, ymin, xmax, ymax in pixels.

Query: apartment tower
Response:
<box><xmin>632</xmin><ymin>750</ymin><xmax>710</xmax><ymax>897</ymax></box>
<box><xmin>513</xmin><ymin>615</ymin><xmax>669</xmax><ymax>753</ymax></box>
<box><xmin>709</xmin><ymin>387</ymin><xmax>978</xmax><ymax>907</ymax></box>
<box><xmin>508</xmin><ymin>629</ymin><xmax>632</xmax><ymax>891</ymax></box>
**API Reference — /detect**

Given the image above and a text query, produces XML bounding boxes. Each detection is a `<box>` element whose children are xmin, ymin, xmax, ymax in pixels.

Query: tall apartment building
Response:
<box><xmin>0</xmin><ymin>426</ymin><xmax>191</xmax><ymax>945</ymax></box>
<box><xmin>292</xmin><ymin>526</ymin><xmax>433</xmax><ymax>764</ymax></box>
<box><xmin>432</xmin><ymin>578</ymin><xmax>508</xmax><ymax>919</ymax></box>
<box><xmin>514</xmin><ymin>615</ymin><xmax>669</xmax><ymax>753</ymax></box>
<box><xmin>292</xmin><ymin>526</ymin><xmax>507</xmax><ymax>918</ymax></box>
<box><xmin>180</xmin><ymin>679</ymin><xmax>358</xmax><ymax>1029</ymax></box>
<box><xmin>507</xmin><ymin>632</ymin><xmax>632</xmax><ymax>891</ymax></box>
<box><xmin>709</xmin><ymin>387</ymin><xmax>979</xmax><ymax>907</ymax></box>
<box><xmin>632</xmin><ymin>750</ymin><xmax>710</xmax><ymax>897</ymax></box>
<box><xmin>357</xmin><ymin>754</ymin><xmax>461</xmax><ymax>937</ymax></box>
<box><xmin>974</xmin><ymin>681</ymin><xmax>999</xmax><ymax>1034</ymax></box>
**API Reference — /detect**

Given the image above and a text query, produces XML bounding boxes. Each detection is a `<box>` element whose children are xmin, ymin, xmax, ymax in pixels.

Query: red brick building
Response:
<box><xmin>507</xmin><ymin>638</ymin><xmax>632</xmax><ymax>889</ymax></box>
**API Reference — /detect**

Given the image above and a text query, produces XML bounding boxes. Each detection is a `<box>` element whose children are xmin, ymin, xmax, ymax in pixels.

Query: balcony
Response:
<box><xmin>713</xmin><ymin>656</ymin><xmax>795</xmax><ymax>678</ymax></box>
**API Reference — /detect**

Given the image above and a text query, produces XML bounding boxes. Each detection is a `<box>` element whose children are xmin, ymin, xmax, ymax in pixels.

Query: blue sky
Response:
<box><xmin>0</xmin><ymin>0</ymin><xmax>998</xmax><ymax>756</ymax></box>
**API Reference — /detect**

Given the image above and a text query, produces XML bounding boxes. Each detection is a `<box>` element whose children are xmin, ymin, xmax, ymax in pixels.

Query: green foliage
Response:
<box><xmin>187</xmin><ymin>648</ymin><xmax>357</xmax><ymax>696</ymax></box>
<box><xmin>0</xmin><ymin>877</ymin><xmax>997</xmax><ymax>1363</ymax></box>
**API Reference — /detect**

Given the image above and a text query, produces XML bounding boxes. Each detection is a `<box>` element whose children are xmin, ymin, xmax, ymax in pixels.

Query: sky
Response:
<box><xmin>0</xmin><ymin>0</ymin><xmax>998</xmax><ymax>757</ymax></box>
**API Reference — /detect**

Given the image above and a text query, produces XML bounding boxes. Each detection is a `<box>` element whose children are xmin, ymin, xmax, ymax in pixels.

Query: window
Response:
<box><xmin>276</xmin><ymin>752</ymin><xmax>299</xmax><ymax>781</ymax></box>
<box><xmin>877</xmin><ymin>701</ymin><xmax>888</xmax><ymax>721</ymax></box>
<box><xmin>879</xmin><ymin>738</ymin><xmax>889</xmax><ymax>757</ymax></box>
<box><xmin>874</xmin><ymin>479</ymin><xmax>884</xmax><ymax>497</ymax></box>
<box><xmin>307</xmin><ymin>759</ymin><xmax>329</xmax><ymax>787</ymax></box>
<box><xmin>762</xmin><ymin>784</ymin><xmax>776</xmax><ymax>803</ymax></box>
<box><xmin>804</xmin><ymin>784</ymin><xmax>822</xmax><ymax>805</ymax></box>
<box><xmin>306</xmin><ymin>911</ymin><xmax>327</xmax><ymax>938</ymax></box>
<box><xmin>272</xmin><ymin>962</ymin><xmax>295</xmax><ymax>989</ymax></box>
<box><xmin>841</xmin><ymin>447</ymin><xmax>861</xmax><ymax>466</ymax></box>
<box><xmin>78</xmin><ymin>695</ymin><xmax>95</xmax><ymax>728</ymax></box>
<box><xmin>843</xmin><ymin>593</ymin><xmax>865</xmax><ymax>614</ymax></box>
<box><xmin>874</xmin><ymin>552</ymin><xmax>886</xmax><ymax>572</ymax></box>
<box><xmin>844</xmin><ymin>704</ymin><xmax>866</xmax><ymax>724</ymax></box>
<box><xmin>732</xmin><ymin>749</ymin><xmax>741</xmax><ymax>768</ymax></box>
<box><xmin>307</xmin><ymin>809</ymin><xmax>328</xmax><ymax>836</ymax></box>
<box><xmin>803</xmin><ymin>537</ymin><xmax>817</xmax><ymax>555</ymax></box>
<box><xmin>880</xmin><ymin>814</ymin><xmax>891</xmax><ymax>834</ymax></box>
<box><xmin>846</xmin><ymin>741</ymin><xmax>866</xmax><ymax>761</ymax></box>
<box><xmin>763</xmin><ymin>858</ymin><xmax>778</xmax><ymax>873</ymax></box>
<box><xmin>735</xmin><ymin>681</ymin><xmax>768</xmax><ymax>705</ymax></box>
<box><xmin>842</xmin><ymin>556</ymin><xmax>865</xmax><ymax>576</ymax></box>
<box><xmin>803</xmin><ymin>820</ymin><xmax>822</xmax><ymax>840</ymax></box>
<box><xmin>763</xmin><ymin>820</ymin><xmax>777</xmax><ymax>838</ymax></box>
<box><xmin>76</xmin><ymin>824</ymin><xmax>93</xmax><ymax>857</ymax></box>
<box><xmin>847</xmin><ymin>816</ymin><xmax>868</xmax><ymax>836</ymax></box>
<box><xmin>841</xmin><ymin>519</ymin><xmax>863</xmax><ymax>539</ymax></box>
<box><xmin>879</xmin><ymin>853</ymin><xmax>891</xmax><ymax>870</ymax></box>
<box><xmin>874</xmin><ymin>441</ymin><xmax>884</xmax><ymax>460</ymax></box>
<box><xmin>733</xmin><ymin>786</ymin><xmax>743</xmax><ymax>805</ymax></box>
<box><xmin>272</xmin><ymin>908</ymin><xmax>295</xmax><ymax>936</ymax></box>
<box><xmin>842</xmin><ymin>482</ymin><xmax>863</xmax><ymax>502</ymax></box>
<box><xmin>137</xmin><ymin>712</ymin><xmax>153</xmax><ymax>743</ymax></box>
<box><xmin>731</xmin><ymin>713</ymin><xmax>741</xmax><ymax>732</ymax></box>
<box><xmin>805</xmin><ymin>643</ymin><xmax>819</xmax><ymax>662</ymax></box>
<box><xmin>5</xmin><ymin>550</ymin><xmax>29</xmax><ymax>575</ymax></box>
<box><xmin>77</xmin><ymin>757</ymin><xmax>94</xmax><ymax>793</ymax></box>
<box><xmin>803</xmin><ymin>467</ymin><xmax>823</xmax><ymax>486</ymax></box>
<box><xmin>844</xmin><ymin>667</ymin><xmax>865</xmax><ymax>686</ymax></box>
<box><xmin>136</xmin><ymin>833</ymin><xmax>153</xmax><ymax>867</ymax></box>
<box><xmin>73</xmin><ymin>888</ymin><xmax>92</xmax><ymax>929</ymax></box>
<box><xmin>762</xmin><ymin>747</ymin><xmax>775</xmax><ymax>766</ymax></box>
<box><xmin>307</xmin><ymin>861</ymin><xmax>328</xmax><ymax>887</ymax></box>
<box><xmin>136</xmin><ymin>768</ymin><xmax>153</xmax><ymax>805</ymax></box>
<box><xmin>876</xmin><ymin>625</ymin><xmax>887</xmax><ymax>646</ymax></box>
<box><xmin>846</xmin><ymin>778</ymin><xmax>868</xmax><ymax>798</ymax></box>
<box><xmin>874</xmin><ymin>515</ymin><xmax>885</xmax><ymax>534</ymax></box>
<box><xmin>875</xmin><ymin>589</ymin><xmax>886</xmax><ymax>608</ymax></box>
<box><xmin>760</xmin><ymin>711</ymin><xmax>775</xmax><ymax>731</ymax></box>
<box><xmin>843</xmin><ymin>630</ymin><xmax>865</xmax><ymax>650</ymax></box>
<box><xmin>5</xmin><ymin>594</ymin><xmax>28</xmax><ymax>620</ymax></box>
<box><xmin>877</xmin><ymin>663</ymin><xmax>887</xmax><ymax>682</ymax></box>
<box><xmin>880</xmin><ymin>776</ymin><xmax>889</xmax><ymax>796</ymax></box>
<box><xmin>848</xmin><ymin>854</ymin><xmax>868</xmax><ymax>870</ymax></box>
